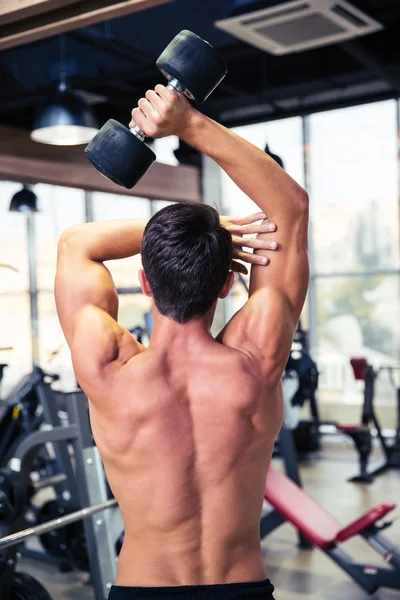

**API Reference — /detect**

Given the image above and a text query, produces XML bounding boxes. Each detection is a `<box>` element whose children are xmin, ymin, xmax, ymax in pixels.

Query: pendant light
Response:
<box><xmin>9</xmin><ymin>185</ymin><xmax>38</xmax><ymax>212</ymax></box>
<box><xmin>30</xmin><ymin>36</ymin><xmax>98</xmax><ymax>146</ymax></box>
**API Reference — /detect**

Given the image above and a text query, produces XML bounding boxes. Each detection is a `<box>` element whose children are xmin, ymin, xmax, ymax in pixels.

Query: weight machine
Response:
<box><xmin>338</xmin><ymin>358</ymin><xmax>400</xmax><ymax>483</ymax></box>
<box><xmin>0</xmin><ymin>391</ymin><xmax>123</xmax><ymax>600</ymax></box>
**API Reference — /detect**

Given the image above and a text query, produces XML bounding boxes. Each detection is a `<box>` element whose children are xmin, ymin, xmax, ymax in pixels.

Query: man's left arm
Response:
<box><xmin>55</xmin><ymin>219</ymin><xmax>147</xmax><ymax>386</ymax></box>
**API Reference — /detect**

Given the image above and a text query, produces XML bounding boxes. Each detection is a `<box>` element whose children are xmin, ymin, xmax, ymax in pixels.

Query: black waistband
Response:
<box><xmin>109</xmin><ymin>579</ymin><xmax>275</xmax><ymax>599</ymax></box>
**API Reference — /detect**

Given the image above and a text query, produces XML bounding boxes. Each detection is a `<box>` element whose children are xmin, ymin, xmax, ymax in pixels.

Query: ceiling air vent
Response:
<box><xmin>215</xmin><ymin>0</ymin><xmax>383</xmax><ymax>55</ymax></box>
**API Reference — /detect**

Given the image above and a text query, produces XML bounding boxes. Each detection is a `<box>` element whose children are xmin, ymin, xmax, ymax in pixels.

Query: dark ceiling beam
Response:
<box><xmin>220</xmin><ymin>89</ymin><xmax>397</xmax><ymax>129</ymax></box>
<box><xmin>0</xmin><ymin>0</ymin><xmax>79</xmax><ymax>26</ymax></box>
<box><xmin>0</xmin><ymin>66</ymin><xmax>148</xmax><ymax>114</ymax></box>
<box><xmin>219</xmin><ymin>81</ymin><xmax>252</xmax><ymax>100</ymax></box>
<box><xmin>69</xmin><ymin>29</ymin><xmax>153</xmax><ymax>66</ymax></box>
<box><xmin>340</xmin><ymin>40</ymin><xmax>400</xmax><ymax>93</ymax></box>
<box><xmin>0</xmin><ymin>0</ymin><xmax>174</xmax><ymax>50</ymax></box>
<box><xmin>0</xmin><ymin>124</ymin><xmax>201</xmax><ymax>202</ymax></box>
<box><xmin>207</xmin><ymin>60</ymin><xmax>398</xmax><ymax>117</ymax></box>
<box><xmin>0</xmin><ymin>62</ymin><xmax>388</xmax><ymax>118</ymax></box>
<box><xmin>207</xmin><ymin>77</ymin><xmax>335</xmax><ymax>115</ymax></box>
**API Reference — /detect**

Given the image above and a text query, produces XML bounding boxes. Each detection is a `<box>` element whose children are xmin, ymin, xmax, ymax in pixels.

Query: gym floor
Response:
<box><xmin>18</xmin><ymin>437</ymin><xmax>400</xmax><ymax>600</ymax></box>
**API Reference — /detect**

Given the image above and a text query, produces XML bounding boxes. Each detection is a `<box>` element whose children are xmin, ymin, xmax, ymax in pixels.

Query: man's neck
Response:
<box><xmin>149</xmin><ymin>310</ymin><xmax>214</xmax><ymax>354</ymax></box>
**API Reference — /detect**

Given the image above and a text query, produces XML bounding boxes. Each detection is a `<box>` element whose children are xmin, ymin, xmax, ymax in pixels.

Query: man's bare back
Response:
<box><xmin>55</xmin><ymin>85</ymin><xmax>308</xmax><ymax>598</ymax></box>
<box><xmin>89</xmin><ymin>338</ymin><xmax>282</xmax><ymax>586</ymax></box>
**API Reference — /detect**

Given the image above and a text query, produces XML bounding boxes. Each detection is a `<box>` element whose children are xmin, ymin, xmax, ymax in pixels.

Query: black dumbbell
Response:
<box><xmin>85</xmin><ymin>30</ymin><xmax>227</xmax><ymax>189</ymax></box>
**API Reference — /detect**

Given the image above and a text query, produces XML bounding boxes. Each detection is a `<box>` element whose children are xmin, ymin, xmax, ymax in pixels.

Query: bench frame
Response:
<box><xmin>260</xmin><ymin>466</ymin><xmax>400</xmax><ymax>595</ymax></box>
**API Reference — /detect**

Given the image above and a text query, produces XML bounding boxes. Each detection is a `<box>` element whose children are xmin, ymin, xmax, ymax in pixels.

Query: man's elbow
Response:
<box><xmin>58</xmin><ymin>225</ymin><xmax>86</xmax><ymax>256</ymax></box>
<box><xmin>297</xmin><ymin>187</ymin><xmax>309</xmax><ymax>210</ymax></box>
<box><xmin>293</xmin><ymin>188</ymin><xmax>309</xmax><ymax>221</ymax></box>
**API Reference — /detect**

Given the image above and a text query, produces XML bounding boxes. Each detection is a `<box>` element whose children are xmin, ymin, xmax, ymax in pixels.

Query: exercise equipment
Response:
<box><xmin>261</xmin><ymin>466</ymin><xmax>400</xmax><ymax>595</ymax></box>
<box><xmin>36</xmin><ymin>499</ymin><xmax>89</xmax><ymax>571</ymax></box>
<box><xmin>0</xmin><ymin>499</ymin><xmax>117</xmax><ymax>550</ymax></box>
<box><xmin>277</xmin><ymin>321</ymin><xmax>320</xmax><ymax>457</ymax></box>
<box><xmin>0</xmin><ymin>470</ymin><xmax>27</xmax><ymax>524</ymax></box>
<box><xmin>85</xmin><ymin>30</ymin><xmax>227</xmax><ymax>189</ymax></box>
<box><xmin>0</xmin><ymin>367</ymin><xmax>60</xmax><ymax>468</ymax></box>
<box><xmin>8</xmin><ymin>572</ymin><xmax>52</xmax><ymax>600</ymax></box>
<box><xmin>338</xmin><ymin>358</ymin><xmax>400</xmax><ymax>483</ymax></box>
<box><xmin>0</xmin><ymin>390</ymin><xmax>123</xmax><ymax>600</ymax></box>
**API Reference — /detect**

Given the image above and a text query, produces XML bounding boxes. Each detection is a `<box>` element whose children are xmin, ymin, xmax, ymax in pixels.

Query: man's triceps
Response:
<box><xmin>55</xmin><ymin>237</ymin><xmax>119</xmax><ymax>348</ymax></box>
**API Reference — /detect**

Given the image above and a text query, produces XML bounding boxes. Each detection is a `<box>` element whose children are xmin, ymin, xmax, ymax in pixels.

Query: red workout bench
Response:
<box><xmin>261</xmin><ymin>465</ymin><xmax>400</xmax><ymax>595</ymax></box>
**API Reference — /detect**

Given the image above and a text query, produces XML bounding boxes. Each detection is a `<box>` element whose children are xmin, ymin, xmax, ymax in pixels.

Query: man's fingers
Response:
<box><xmin>229</xmin><ymin>212</ymin><xmax>266</xmax><ymax>225</ymax></box>
<box><xmin>232</xmin><ymin>236</ymin><xmax>278</xmax><ymax>251</ymax></box>
<box><xmin>233</xmin><ymin>250</ymin><xmax>270</xmax><ymax>265</ymax></box>
<box><xmin>231</xmin><ymin>222</ymin><xmax>276</xmax><ymax>235</ymax></box>
<box><xmin>145</xmin><ymin>89</ymin><xmax>165</xmax><ymax>114</ymax></box>
<box><xmin>230</xmin><ymin>260</ymin><xmax>248</xmax><ymax>275</ymax></box>
<box><xmin>130</xmin><ymin>107</ymin><xmax>146</xmax><ymax>131</ymax></box>
<box><xmin>154</xmin><ymin>83</ymin><xmax>176</xmax><ymax>105</ymax></box>
<box><xmin>138</xmin><ymin>97</ymin><xmax>158</xmax><ymax>120</ymax></box>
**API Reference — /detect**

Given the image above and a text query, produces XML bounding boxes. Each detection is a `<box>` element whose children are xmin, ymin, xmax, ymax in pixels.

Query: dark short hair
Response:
<box><xmin>141</xmin><ymin>203</ymin><xmax>232</xmax><ymax>324</ymax></box>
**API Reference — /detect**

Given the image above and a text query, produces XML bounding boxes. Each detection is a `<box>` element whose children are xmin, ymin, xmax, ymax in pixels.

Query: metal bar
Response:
<box><xmin>0</xmin><ymin>499</ymin><xmax>117</xmax><ymax>550</ymax></box>
<box><xmin>361</xmin><ymin>530</ymin><xmax>400</xmax><ymax>569</ymax></box>
<box><xmin>345</xmin><ymin>563</ymin><xmax>400</xmax><ymax>591</ymax></box>
<box><xmin>397</xmin><ymin>99</ymin><xmax>400</xmax><ymax>272</ymax></box>
<box><xmin>11</xmin><ymin>425</ymin><xmax>78</xmax><ymax>466</ymax></box>
<box><xmin>302</xmin><ymin>115</ymin><xmax>318</xmax><ymax>353</ymax></box>
<box><xmin>26</xmin><ymin>211</ymin><xmax>39</xmax><ymax>367</ymax></box>
<box><xmin>68</xmin><ymin>393</ymin><xmax>113</xmax><ymax>600</ymax></box>
<box><xmin>85</xmin><ymin>190</ymin><xmax>95</xmax><ymax>223</ymax></box>
<box><xmin>201</xmin><ymin>154</ymin><xmax>229</xmax><ymax>332</ymax></box>
<box><xmin>31</xmin><ymin>473</ymin><xmax>67</xmax><ymax>491</ymax></box>
<box><xmin>324</xmin><ymin>546</ymin><xmax>378</xmax><ymax>594</ymax></box>
<box><xmin>259</xmin><ymin>509</ymin><xmax>286</xmax><ymax>538</ymax></box>
<box><xmin>36</xmin><ymin>385</ymin><xmax>80</xmax><ymax>505</ymax></box>
<box><xmin>83</xmin><ymin>446</ymin><xmax>121</xmax><ymax>595</ymax></box>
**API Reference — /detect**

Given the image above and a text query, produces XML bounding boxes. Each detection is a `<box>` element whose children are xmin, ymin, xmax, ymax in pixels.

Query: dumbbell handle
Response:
<box><xmin>130</xmin><ymin>78</ymin><xmax>186</xmax><ymax>142</ymax></box>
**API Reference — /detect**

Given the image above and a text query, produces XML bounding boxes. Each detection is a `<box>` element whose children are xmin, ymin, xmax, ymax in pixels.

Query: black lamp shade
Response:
<box><xmin>31</xmin><ymin>86</ymin><xmax>98</xmax><ymax>145</ymax></box>
<box><xmin>9</xmin><ymin>187</ymin><xmax>38</xmax><ymax>213</ymax></box>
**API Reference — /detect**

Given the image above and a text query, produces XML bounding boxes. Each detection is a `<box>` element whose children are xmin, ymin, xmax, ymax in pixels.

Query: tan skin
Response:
<box><xmin>55</xmin><ymin>86</ymin><xmax>309</xmax><ymax>588</ymax></box>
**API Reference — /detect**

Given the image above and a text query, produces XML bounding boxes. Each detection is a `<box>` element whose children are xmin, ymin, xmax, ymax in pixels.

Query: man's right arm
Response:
<box><xmin>130</xmin><ymin>86</ymin><xmax>309</xmax><ymax>382</ymax></box>
<box><xmin>181</xmin><ymin>111</ymin><xmax>309</xmax><ymax>379</ymax></box>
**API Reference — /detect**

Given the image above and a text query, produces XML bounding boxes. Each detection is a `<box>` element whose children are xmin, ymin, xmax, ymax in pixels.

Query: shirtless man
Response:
<box><xmin>55</xmin><ymin>85</ymin><xmax>309</xmax><ymax>600</ymax></box>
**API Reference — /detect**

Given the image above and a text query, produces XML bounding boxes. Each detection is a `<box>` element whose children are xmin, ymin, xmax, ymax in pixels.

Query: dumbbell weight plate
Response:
<box><xmin>156</xmin><ymin>30</ymin><xmax>227</xmax><ymax>103</ymax></box>
<box><xmin>85</xmin><ymin>119</ymin><xmax>156</xmax><ymax>189</ymax></box>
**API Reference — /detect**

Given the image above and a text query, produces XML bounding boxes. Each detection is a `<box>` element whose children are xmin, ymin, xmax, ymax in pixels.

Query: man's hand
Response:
<box><xmin>220</xmin><ymin>213</ymin><xmax>278</xmax><ymax>275</ymax></box>
<box><xmin>129</xmin><ymin>84</ymin><xmax>194</xmax><ymax>139</ymax></box>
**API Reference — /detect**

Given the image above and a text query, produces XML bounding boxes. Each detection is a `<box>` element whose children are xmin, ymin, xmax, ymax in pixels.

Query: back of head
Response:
<box><xmin>141</xmin><ymin>203</ymin><xmax>232</xmax><ymax>323</ymax></box>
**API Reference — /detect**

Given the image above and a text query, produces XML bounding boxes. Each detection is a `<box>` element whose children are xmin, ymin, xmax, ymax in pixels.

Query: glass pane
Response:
<box><xmin>35</xmin><ymin>185</ymin><xmax>85</xmax><ymax>290</ymax></box>
<box><xmin>92</xmin><ymin>193</ymin><xmax>151</xmax><ymax>221</ymax></box>
<box><xmin>0</xmin><ymin>293</ymin><xmax>31</xmax><ymax>396</ymax></box>
<box><xmin>92</xmin><ymin>193</ymin><xmax>151</xmax><ymax>289</ymax></box>
<box><xmin>151</xmin><ymin>200</ymin><xmax>176</xmax><ymax>213</ymax></box>
<box><xmin>227</xmin><ymin>273</ymin><xmax>309</xmax><ymax>334</ymax></box>
<box><xmin>309</xmin><ymin>100</ymin><xmax>399</xmax><ymax>274</ymax></box>
<box><xmin>316</xmin><ymin>274</ymin><xmax>400</xmax><ymax>405</ymax></box>
<box><xmin>104</xmin><ymin>254</ymin><xmax>144</xmax><ymax>290</ymax></box>
<box><xmin>0</xmin><ymin>181</ymin><xmax>29</xmax><ymax>292</ymax></box>
<box><xmin>118</xmin><ymin>294</ymin><xmax>152</xmax><ymax>341</ymax></box>
<box><xmin>221</xmin><ymin>117</ymin><xmax>304</xmax><ymax>216</ymax></box>
<box><xmin>38</xmin><ymin>292</ymin><xmax>77</xmax><ymax>392</ymax></box>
